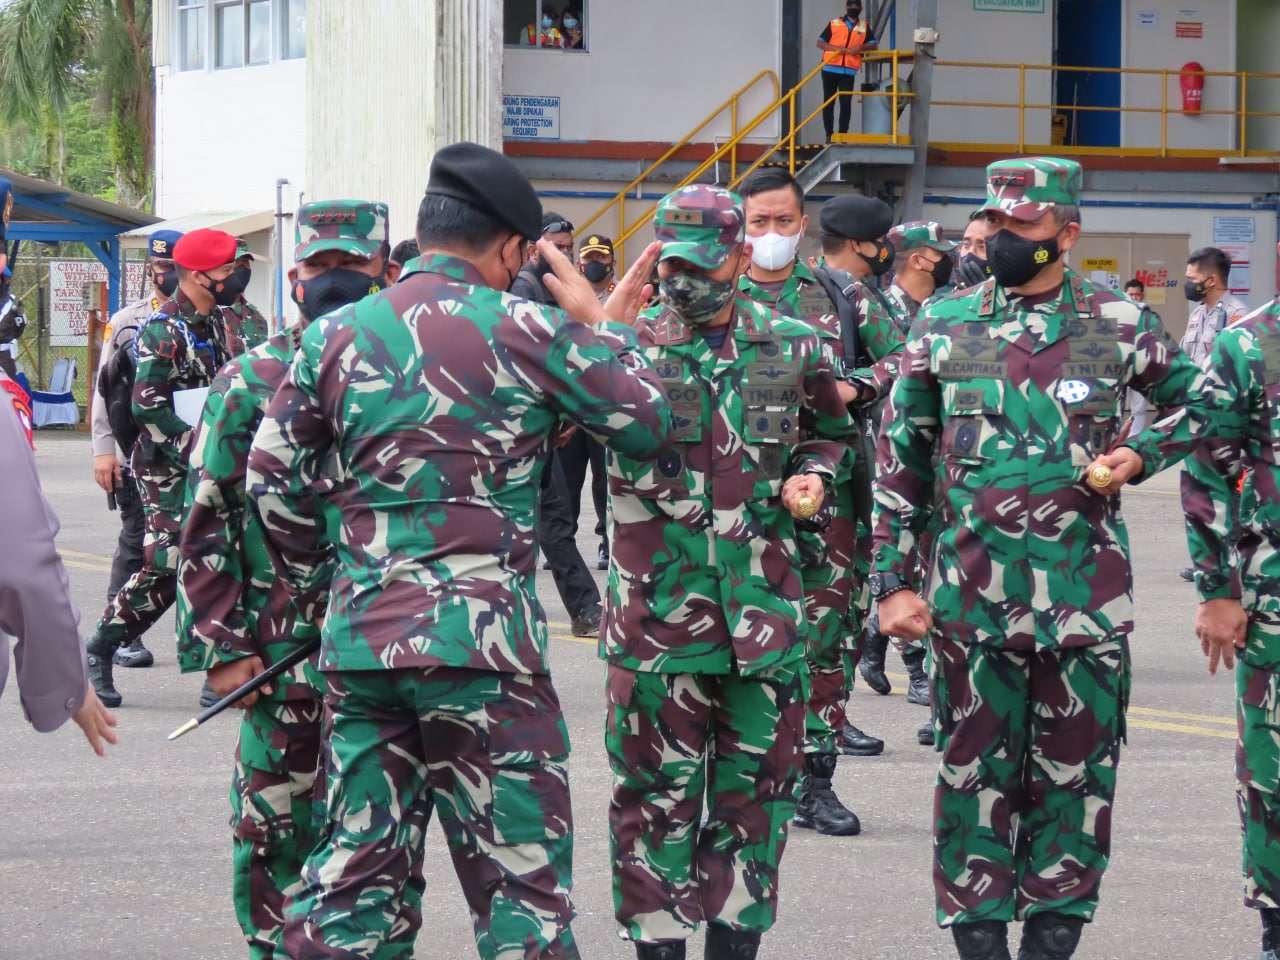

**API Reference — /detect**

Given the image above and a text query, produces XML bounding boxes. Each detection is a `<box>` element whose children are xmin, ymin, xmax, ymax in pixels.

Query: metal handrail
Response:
<box><xmin>609</xmin><ymin>50</ymin><xmax>916</xmax><ymax>262</ymax></box>
<box><xmin>930</xmin><ymin>59</ymin><xmax>1280</xmax><ymax>157</ymax></box>
<box><xmin>573</xmin><ymin>69</ymin><xmax>780</xmax><ymax>239</ymax></box>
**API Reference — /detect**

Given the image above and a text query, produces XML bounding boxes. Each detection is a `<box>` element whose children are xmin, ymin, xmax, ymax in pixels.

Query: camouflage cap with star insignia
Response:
<box><xmin>294</xmin><ymin>200</ymin><xmax>389</xmax><ymax>262</ymax></box>
<box><xmin>653</xmin><ymin>184</ymin><xmax>745</xmax><ymax>270</ymax></box>
<box><xmin>233</xmin><ymin>237</ymin><xmax>257</xmax><ymax>261</ymax></box>
<box><xmin>887</xmin><ymin>220</ymin><xmax>956</xmax><ymax>252</ymax></box>
<box><xmin>976</xmin><ymin>156</ymin><xmax>1082</xmax><ymax>222</ymax></box>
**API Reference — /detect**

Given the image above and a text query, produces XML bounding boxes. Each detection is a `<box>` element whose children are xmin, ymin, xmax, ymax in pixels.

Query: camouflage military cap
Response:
<box><xmin>654</xmin><ymin>184</ymin><xmax>745</xmax><ymax>270</ymax></box>
<box><xmin>294</xmin><ymin>200</ymin><xmax>389</xmax><ymax>262</ymax></box>
<box><xmin>233</xmin><ymin>237</ymin><xmax>256</xmax><ymax>261</ymax></box>
<box><xmin>887</xmin><ymin>220</ymin><xmax>956</xmax><ymax>253</ymax></box>
<box><xmin>976</xmin><ymin>156</ymin><xmax>1082</xmax><ymax>222</ymax></box>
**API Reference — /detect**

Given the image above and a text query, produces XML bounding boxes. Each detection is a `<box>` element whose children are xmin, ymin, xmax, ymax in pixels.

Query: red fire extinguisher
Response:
<box><xmin>1180</xmin><ymin>62</ymin><xmax>1205</xmax><ymax>116</ymax></box>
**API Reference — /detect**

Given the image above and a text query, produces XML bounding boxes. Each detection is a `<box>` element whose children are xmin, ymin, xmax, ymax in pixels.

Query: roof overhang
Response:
<box><xmin>118</xmin><ymin>210</ymin><xmax>275</xmax><ymax>251</ymax></box>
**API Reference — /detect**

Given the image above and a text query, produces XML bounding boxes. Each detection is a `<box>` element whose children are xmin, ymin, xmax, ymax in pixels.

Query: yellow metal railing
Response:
<box><xmin>573</xmin><ymin>69</ymin><xmax>779</xmax><ymax>242</ymax></box>
<box><xmin>929</xmin><ymin>61</ymin><xmax>1280</xmax><ymax>158</ymax></box>
<box><xmin>600</xmin><ymin>51</ymin><xmax>915</xmax><ymax>264</ymax></box>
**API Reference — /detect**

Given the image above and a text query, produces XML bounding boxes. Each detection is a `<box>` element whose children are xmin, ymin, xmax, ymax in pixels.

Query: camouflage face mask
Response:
<box><xmin>659</xmin><ymin>268</ymin><xmax>736</xmax><ymax>326</ymax></box>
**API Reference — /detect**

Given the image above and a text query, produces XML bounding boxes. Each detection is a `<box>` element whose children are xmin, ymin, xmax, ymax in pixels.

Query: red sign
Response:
<box><xmin>1175</xmin><ymin>20</ymin><xmax>1203</xmax><ymax>38</ymax></box>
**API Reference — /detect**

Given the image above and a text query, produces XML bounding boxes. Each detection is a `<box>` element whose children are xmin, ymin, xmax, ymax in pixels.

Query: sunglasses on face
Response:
<box><xmin>542</xmin><ymin>220</ymin><xmax>574</xmax><ymax>236</ymax></box>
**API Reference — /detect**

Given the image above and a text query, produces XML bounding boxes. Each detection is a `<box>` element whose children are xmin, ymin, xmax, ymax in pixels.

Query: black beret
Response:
<box><xmin>425</xmin><ymin>142</ymin><xmax>543</xmax><ymax>241</ymax></box>
<box><xmin>819</xmin><ymin>194</ymin><xmax>894</xmax><ymax>242</ymax></box>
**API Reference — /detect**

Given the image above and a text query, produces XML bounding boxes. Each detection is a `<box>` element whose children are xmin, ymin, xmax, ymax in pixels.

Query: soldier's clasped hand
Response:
<box><xmin>878</xmin><ymin>590</ymin><xmax>934</xmax><ymax>642</ymax></box>
<box><xmin>782</xmin><ymin>473</ymin><xmax>826</xmax><ymax>520</ymax></box>
<box><xmin>1083</xmin><ymin>446</ymin><xmax>1145</xmax><ymax>496</ymax></box>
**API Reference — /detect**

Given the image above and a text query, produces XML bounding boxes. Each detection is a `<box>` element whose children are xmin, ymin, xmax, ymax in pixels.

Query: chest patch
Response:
<box><xmin>1057</xmin><ymin>379</ymin><xmax>1092</xmax><ymax>403</ymax></box>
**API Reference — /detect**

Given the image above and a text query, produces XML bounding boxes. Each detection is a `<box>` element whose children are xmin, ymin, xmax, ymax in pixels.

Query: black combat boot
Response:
<box><xmin>917</xmin><ymin>719</ymin><xmax>935</xmax><ymax>746</ymax></box>
<box><xmin>952</xmin><ymin>920</ymin><xmax>1012</xmax><ymax>960</ymax></box>
<box><xmin>705</xmin><ymin>924</ymin><xmax>761</xmax><ymax>960</ymax></box>
<box><xmin>1017</xmin><ymin>912</ymin><xmax>1083</xmax><ymax>960</ymax></box>
<box><xmin>635</xmin><ymin>940</ymin><xmax>685</xmax><ymax>960</ymax></box>
<box><xmin>793</xmin><ymin>753</ymin><xmax>861</xmax><ymax>835</ymax></box>
<box><xmin>113</xmin><ymin>637</ymin><xmax>154</xmax><ymax>668</ymax></box>
<box><xmin>859</xmin><ymin>630</ymin><xmax>891</xmax><ymax>695</ymax></box>
<box><xmin>1261</xmin><ymin>906</ymin><xmax>1280</xmax><ymax>960</ymax></box>
<box><xmin>85</xmin><ymin>634</ymin><xmax>123</xmax><ymax>708</ymax></box>
<box><xmin>903</xmin><ymin>647</ymin><xmax>931</xmax><ymax>706</ymax></box>
<box><xmin>840</xmin><ymin>720</ymin><xmax>885</xmax><ymax>756</ymax></box>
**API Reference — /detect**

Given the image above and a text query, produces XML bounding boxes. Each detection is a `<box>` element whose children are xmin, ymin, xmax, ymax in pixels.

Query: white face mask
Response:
<box><xmin>750</xmin><ymin>230</ymin><xmax>803</xmax><ymax>272</ymax></box>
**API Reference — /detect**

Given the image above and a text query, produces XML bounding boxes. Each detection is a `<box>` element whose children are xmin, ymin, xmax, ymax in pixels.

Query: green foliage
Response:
<box><xmin>0</xmin><ymin>0</ymin><xmax>152</xmax><ymax>205</ymax></box>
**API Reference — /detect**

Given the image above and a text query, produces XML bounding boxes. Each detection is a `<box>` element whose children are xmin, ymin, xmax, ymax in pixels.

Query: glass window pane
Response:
<box><xmin>248</xmin><ymin>0</ymin><xmax>270</xmax><ymax>64</ymax></box>
<box><xmin>216</xmin><ymin>2</ymin><xmax>244</xmax><ymax>69</ymax></box>
<box><xmin>283</xmin><ymin>0</ymin><xmax>307</xmax><ymax>59</ymax></box>
<box><xmin>178</xmin><ymin>6</ymin><xmax>205</xmax><ymax>71</ymax></box>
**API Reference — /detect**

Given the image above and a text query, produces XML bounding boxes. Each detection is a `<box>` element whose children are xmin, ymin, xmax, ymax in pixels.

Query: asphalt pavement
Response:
<box><xmin>0</xmin><ymin>432</ymin><xmax>1256</xmax><ymax>959</ymax></box>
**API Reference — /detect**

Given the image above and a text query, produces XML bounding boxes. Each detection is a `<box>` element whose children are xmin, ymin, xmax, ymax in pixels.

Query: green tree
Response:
<box><xmin>0</xmin><ymin>0</ymin><xmax>152</xmax><ymax>205</ymax></box>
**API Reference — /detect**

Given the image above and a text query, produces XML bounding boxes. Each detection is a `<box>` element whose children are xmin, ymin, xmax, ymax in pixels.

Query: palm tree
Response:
<box><xmin>0</xmin><ymin>0</ymin><xmax>153</xmax><ymax>205</ymax></box>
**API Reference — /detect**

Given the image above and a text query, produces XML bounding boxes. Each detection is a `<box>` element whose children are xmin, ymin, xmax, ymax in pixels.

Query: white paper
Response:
<box><xmin>173</xmin><ymin>387</ymin><xmax>210</xmax><ymax>428</ymax></box>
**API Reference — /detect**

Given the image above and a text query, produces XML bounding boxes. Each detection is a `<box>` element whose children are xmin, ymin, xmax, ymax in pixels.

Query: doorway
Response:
<box><xmin>1055</xmin><ymin>0</ymin><xmax>1122</xmax><ymax>148</ymax></box>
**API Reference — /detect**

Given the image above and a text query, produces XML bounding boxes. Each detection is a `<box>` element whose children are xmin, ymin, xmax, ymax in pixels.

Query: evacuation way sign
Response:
<box><xmin>503</xmin><ymin>95</ymin><xmax>561</xmax><ymax>141</ymax></box>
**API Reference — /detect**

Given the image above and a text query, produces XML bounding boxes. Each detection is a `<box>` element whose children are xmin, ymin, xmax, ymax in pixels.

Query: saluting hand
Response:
<box><xmin>1196</xmin><ymin>597</ymin><xmax>1248</xmax><ymax>675</ymax></box>
<box><xmin>538</xmin><ymin>238</ymin><xmax>609</xmax><ymax>325</ymax></box>
<box><xmin>603</xmin><ymin>241</ymin><xmax>661</xmax><ymax>327</ymax></box>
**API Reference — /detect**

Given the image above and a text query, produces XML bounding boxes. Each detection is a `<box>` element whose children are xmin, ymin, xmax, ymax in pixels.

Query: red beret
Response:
<box><xmin>173</xmin><ymin>228</ymin><xmax>238</xmax><ymax>271</ymax></box>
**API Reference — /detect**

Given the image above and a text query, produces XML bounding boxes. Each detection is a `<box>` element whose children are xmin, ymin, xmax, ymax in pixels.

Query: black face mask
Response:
<box><xmin>291</xmin><ymin>268</ymin><xmax>386</xmax><ymax>322</ymax></box>
<box><xmin>846</xmin><ymin>5</ymin><xmax>862</xmax><ymax>17</ymax></box>
<box><xmin>206</xmin><ymin>264</ymin><xmax>251</xmax><ymax>307</ymax></box>
<box><xmin>954</xmin><ymin>252</ymin><xmax>991</xmax><ymax>287</ymax></box>
<box><xmin>859</xmin><ymin>240</ymin><xmax>895</xmax><ymax>277</ymax></box>
<box><xmin>986</xmin><ymin>229</ymin><xmax>1062</xmax><ymax>288</ymax></box>
<box><xmin>927</xmin><ymin>253</ymin><xmax>954</xmax><ymax>289</ymax></box>
<box><xmin>151</xmin><ymin>268</ymin><xmax>178</xmax><ymax>298</ymax></box>
<box><xmin>1184</xmin><ymin>279</ymin><xmax>1209</xmax><ymax>303</ymax></box>
<box><xmin>582</xmin><ymin>261</ymin><xmax>611</xmax><ymax>284</ymax></box>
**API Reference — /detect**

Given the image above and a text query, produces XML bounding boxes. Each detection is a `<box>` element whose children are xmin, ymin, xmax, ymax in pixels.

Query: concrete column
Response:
<box><xmin>307</xmin><ymin>0</ymin><xmax>503</xmax><ymax>248</ymax></box>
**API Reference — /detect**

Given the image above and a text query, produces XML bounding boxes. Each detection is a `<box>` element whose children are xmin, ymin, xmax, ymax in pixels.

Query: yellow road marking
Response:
<box><xmin>1129</xmin><ymin>719</ymin><xmax>1236</xmax><ymax>740</ymax></box>
<box><xmin>65</xmin><ymin>559</ymin><xmax>113</xmax><ymax>572</ymax></box>
<box><xmin>60</xmin><ymin>548</ymin><xmax>115</xmax><ymax>561</ymax></box>
<box><xmin>1129</xmin><ymin>705</ymin><xmax>1235</xmax><ymax>726</ymax></box>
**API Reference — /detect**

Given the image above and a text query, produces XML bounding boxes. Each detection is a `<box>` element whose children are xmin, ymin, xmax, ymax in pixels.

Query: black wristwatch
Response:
<box><xmin>868</xmin><ymin>571</ymin><xmax>911</xmax><ymax>601</ymax></box>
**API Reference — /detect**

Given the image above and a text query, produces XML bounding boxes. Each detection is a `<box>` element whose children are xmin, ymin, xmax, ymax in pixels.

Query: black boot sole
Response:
<box><xmin>792</xmin><ymin>813</ymin><xmax>862</xmax><ymax>836</ymax></box>
<box><xmin>841</xmin><ymin>740</ymin><xmax>885</xmax><ymax>756</ymax></box>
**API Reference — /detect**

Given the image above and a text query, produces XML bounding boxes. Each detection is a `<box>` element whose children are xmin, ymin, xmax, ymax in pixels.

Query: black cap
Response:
<box><xmin>425</xmin><ymin>142</ymin><xmax>543</xmax><ymax>241</ymax></box>
<box><xmin>819</xmin><ymin>194</ymin><xmax>894</xmax><ymax>242</ymax></box>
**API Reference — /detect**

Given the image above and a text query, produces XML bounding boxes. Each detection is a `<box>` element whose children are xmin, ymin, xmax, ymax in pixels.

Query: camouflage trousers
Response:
<box><xmin>232</xmin><ymin>695</ymin><xmax>327</xmax><ymax>960</ymax></box>
<box><xmin>604</xmin><ymin>663</ymin><xmax>806</xmax><ymax>942</ymax></box>
<box><xmin>93</xmin><ymin>467</ymin><xmax>183</xmax><ymax>649</ymax></box>
<box><xmin>800</xmin><ymin>508</ymin><xmax>858</xmax><ymax>756</ymax></box>
<box><xmin>1236</xmin><ymin>658</ymin><xmax>1280</xmax><ymax>909</ymax></box>
<box><xmin>932</xmin><ymin>636</ymin><xmax>1129</xmax><ymax>926</ymax></box>
<box><xmin>280</xmin><ymin>667</ymin><xmax>578</xmax><ymax>960</ymax></box>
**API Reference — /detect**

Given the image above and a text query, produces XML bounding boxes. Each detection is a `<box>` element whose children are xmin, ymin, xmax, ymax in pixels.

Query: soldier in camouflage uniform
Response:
<box><xmin>1181</xmin><ymin>279</ymin><xmax>1280</xmax><ymax>960</ymax></box>
<box><xmin>245</xmin><ymin>142</ymin><xmax>673</xmax><ymax>960</ymax></box>
<box><xmin>222</xmin><ymin>238</ymin><xmax>271</xmax><ymax>356</ymax></box>
<box><xmin>85</xmin><ymin>228</ymin><xmax>237</xmax><ymax>707</ymax></box>
<box><xmin>736</xmin><ymin>169</ymin><xmax>891</xmax><ymax>842</ymax></box>
<box><xmin>177</xmin><ymin>201</ymin><xmax>414</xmax><ymax>960</ymax></box>
<box><xmin>603</xmin><ymin>183</ymin><xmax>855</xmax><ymax>960</ymax></box>
<box><xmin>873</xmin><ymin>157</ymin><xmax>1223</xmax><ymax>960</ymax></box>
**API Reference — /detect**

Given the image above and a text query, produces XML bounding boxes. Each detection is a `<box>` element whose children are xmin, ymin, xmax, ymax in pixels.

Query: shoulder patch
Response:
<box><xmin>156</xmin><ymin>340</ymin><xmax>177</xmax><ymax>360</ymax></box>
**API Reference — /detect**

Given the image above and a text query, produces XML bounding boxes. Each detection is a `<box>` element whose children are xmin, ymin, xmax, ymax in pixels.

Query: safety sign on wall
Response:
<box><xmin>503</xmin><ymin>95</ymin><xmax>561</xmax><ymax>141</ymax></box>
<box><xmin>48</xmin><ymin>259</ymin><xmax>145</xmax><ymax>347</ymax></box>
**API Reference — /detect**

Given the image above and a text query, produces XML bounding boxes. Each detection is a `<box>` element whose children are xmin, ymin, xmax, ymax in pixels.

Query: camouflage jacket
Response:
<box><xmin>1183</xmin><ymin>299</ymin><xmax>1280</xmax><ymax>656</ymax></box>
<box><xmin>176</xmin><ymin>329</ymin><xmax>321</xmax><ymax>699</ymax></box>
<box><xmin>131</xmin><ymin>292</ymin><xmax>232</xmax><ymax>473</ymax></box>
<box><xmin>739</xmin><ymin>258</ymin><xmax>904</xmax><ymax>400</ymax></box>
<box><xmin>223</xmin><ymin>297</ymin><xmax>269</xmax><ymax>358</ymax></box>
<box><xmin>885</xmin><ymin>282</ymin><xmax>922</xmax><ymax>333</ymax></box>
<box><xmin>245</xmin><ymin>254</ymin><xmax>673</xmax><ymax>676</ymax></box>
<box><xmin>601</xmin><ymin>296</ymin><xmax>857</xmax><ymax>675</ymax></box>
<box><xmin>872</xmin><ymin>270</ymin><xmax>1216</xmax><ymax>650</ymax></box>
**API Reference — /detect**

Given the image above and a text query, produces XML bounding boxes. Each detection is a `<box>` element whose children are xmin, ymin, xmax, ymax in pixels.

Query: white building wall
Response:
<box><xmin>1238</xmin><ymin>0</ymin><xmax>1280</xmax><ymax>152</ymax></box>
<box><xmin>1119</xmin><ymin>0</ymin><xmax>1237</xmax><ymax>153</ymax></box>
<box><xmin>502</xmin><ymin>0</ymin><xmax>782</xmax><ymax>146</ymax></box>
<box><xmin>153</xmin><ymin>60</ymin><xmax>307</xmax><ymax>217</ymax></box>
